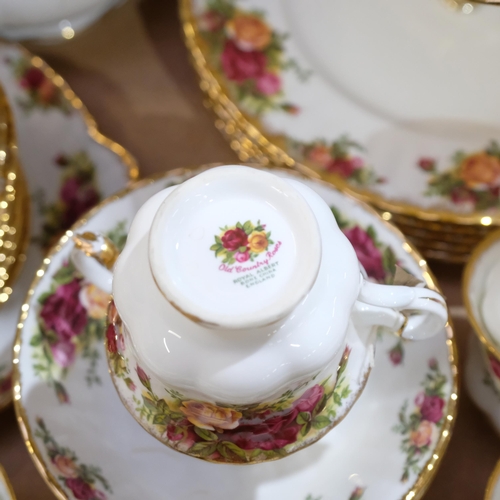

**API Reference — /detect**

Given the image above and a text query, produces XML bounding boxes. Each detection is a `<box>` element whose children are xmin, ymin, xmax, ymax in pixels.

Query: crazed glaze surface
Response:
<box><xmin>113</xmin><ymin>167</ymin><xmax>361</xmax><ymax>404</ymax></box>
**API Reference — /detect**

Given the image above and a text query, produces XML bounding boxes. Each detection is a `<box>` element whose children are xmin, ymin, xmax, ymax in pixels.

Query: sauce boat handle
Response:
<box><xmin>70</xmin><ymin>232</ymin><xmax>119</xmax><ymax>295</ymax></box>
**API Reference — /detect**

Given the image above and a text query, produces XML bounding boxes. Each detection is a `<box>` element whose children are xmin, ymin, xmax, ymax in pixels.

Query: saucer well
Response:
<box><xmin>0</xmin><ymin>41</ymin><xmax>138</xmax><ymax>410</ymax></box>
<box><xmin>13</xmin><ymin>166</ymin><xmax>458</xmax><ymax>500</ymax></box>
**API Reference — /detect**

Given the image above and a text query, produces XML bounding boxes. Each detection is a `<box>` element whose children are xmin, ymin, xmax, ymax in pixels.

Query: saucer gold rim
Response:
<box><xmin>13</xmin><ymin>164</ymin><xmax>458</xmax><ymax>500</ymax></box>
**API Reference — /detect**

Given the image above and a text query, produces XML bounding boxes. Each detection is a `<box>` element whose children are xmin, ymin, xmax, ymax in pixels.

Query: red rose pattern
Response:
<box><xmin>65</xmin><ymin>477</ymin><xmax>106</xmax><ymax>500</ymax></box>
<box><xmin>40</xmin><ymin>278</ymin><xmax>87</xmax><ymax>342</ymax></box>
<box><xmin>419</xmin><ymin>395</ymin><xmax>445</xmax><ymax>423</ymax></box>
<box><xmin>221</xmin><ymin>40</ymin><xmax>266</xmax><ymax>83</ymax></box>
<box><xmin>60</xmin><ymin>177</ymin><xmax>100</xmax><ymax>229</ymax></box>
<box><xmin>343</xmin><ymin>226</ymin><xmax>385</xmax><ymax>282</ymax></box>
<box><xmin>220</xmin><ymin>384</ymin><xmax>324</xmax><ymax>451</ymax></box>
<box><xmin>221</xmin><ymin>227</ymin><xmax>248</xmax><ymax>251</ymax></box>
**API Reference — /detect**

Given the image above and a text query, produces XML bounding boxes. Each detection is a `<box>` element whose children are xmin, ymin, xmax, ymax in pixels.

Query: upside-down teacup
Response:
<box><xmin>71</xmin><ymin>165</ymin><xmax>447</xmax><ymax>464</ymax></box>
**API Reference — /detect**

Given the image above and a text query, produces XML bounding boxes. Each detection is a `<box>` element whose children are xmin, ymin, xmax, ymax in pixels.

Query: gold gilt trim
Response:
<box><xmin>179</xmin><ymin>0</ymin><xmax>500</xmax><ymax>229</ymax></box>
<box><xmin>463</xmin><ymin>229</ymin><xmax>500</xmax><ymax>361</ymax></box>
<box><xmin>0</xmin><ymin>463</ymin><xmax>16</xmax><ymax>500</ymax></box>
<box><xmin>486</xmin><ymin>459</ymin><xmax>500</xmax><ymax>500</ymax></box>
<box><xmin>0</xmin><ymin>41</ymin><xmax>139</xmax><ymax>412</ymax></box>
<box><xmin>13</xmin><ymin>165</ymin><xmax>458</xmax><ymax>500</ymax></box>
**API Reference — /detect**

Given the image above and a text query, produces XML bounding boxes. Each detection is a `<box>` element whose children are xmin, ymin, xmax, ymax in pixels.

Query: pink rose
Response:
<box><xmin>388</xmin><ymin>342</ymin><xmax>404</xmax><ymax>366</ymax></box>
<box><xmin>136</xmin><ymin>365</ymin><xmax>151</xmax><ymax>389</ymax></box>
<box><xmin>40</xmin><ymin>278</ymin><xmax>87</xmax><ymax>341</ymax></box>
<box><xmin>450</xmin><ymin>186</ymin><xmax>476</xmax><ymax>206</ymax></box>
<box><xmin>326</xmin><ymin>157</ymin><xmax>362</xmax><ymax>178</ymax></box>
<box><xmin>343</xmin><ymin>226</ymin><xmax>385</xmax><ymax>282</ymax></box>
<box><xmin>60</xmin><ymin>178</ymin><xmax>100</xmax><ymax>229</ymax></box>
<box><xmin>489</xmin><ymin>355</ymin><xmax>500</xmax><ymax>379</ymax></box>
<box><xmin>420</xmin><ymin>395</ymin><xmax>445</xmax><ymax>423</ymax></box>
<box><xmin>166</xmin><ymin>423</ymin><xmax>184</xmax><ymax>441</ymax></box>
<box><xmin>414</xmin><ymin>392</ymin><xmax>425</xmax><ymax>408</ymax></box>
<box><xmin>50</xmin><ymin>341</ymin><xmax>76</xmax><ymax>368</ymax></box>
<box><xmin>256</xmin><ymin>72</ymin><xmax>281</xmax><ymax>96</ymax></box>
<box><xmin>418</xmin><ymin>157</ymin><xmax>436</xmax><ymax>172</ymax></box>
<box><xmin>105</xmin><ymin>324</ymin><xmax>117</xmax><ymax>354</ymax></box>
<box><xmin>220</xmin><ymin>384</ymin><xmax>324</xmax><ymax>451</ymax></box>
<box><xmin>235</xmin><ymin>251</ymin><xmax>250</xmax><ymax>262</ymax></box>
<box><xmin>221</xmin><ymin>227</ymin><xmax>248</xmax><ymax>251</ymax></box>
<box><xmin>64</xmin><ymin>478</ymin><xmax>102</xmax><ymax>500</ymax></box>
<box><xmin>292</xmin><ymin>384</ymin><xmax>324</xmax><ymax>413</ymax></box>
<box><xmin>221</xmin><ymin>40</ymin><xmax>266</xmax><ymax>83</ymax></box>
<box><xmin>53</xmin><ymin>455</ymin><xmax>78</xmax><ymax>478</ymax></box>
<box><xmin>20</xmin><ymin>67</ymin><xmax>45</xmax><ymax>89</ymax></box>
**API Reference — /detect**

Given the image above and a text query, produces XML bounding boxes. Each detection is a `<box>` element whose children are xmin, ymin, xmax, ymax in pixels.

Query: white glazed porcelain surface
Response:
<box><xmin>0</xmin><ymin>42</ymin><xmax>133</xmax><ymax>408</ymax></box>
<box><xmin>190</xmin><ymin>0</ymin><xmax>500</xmax><ymax>217</ymax></box>
<box><xmin>15</xmin><ymin>169</ymin><xmax>457</xmax><ymax>499</ymax></box>
<box><xmin>0</xmin><ymin>467</ymin><xmax>15</xmax><ymax>500</ymax></box>
<box><xmin>0</xmin><ymin>0</ymin><xmax>123</xmax><ymax>41</ymax></box>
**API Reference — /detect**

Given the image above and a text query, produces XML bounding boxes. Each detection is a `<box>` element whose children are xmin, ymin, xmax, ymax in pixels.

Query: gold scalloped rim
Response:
<box><xmin>179</xmin><ymin>0</ymin><xmax>500</xmax><ymax>229</ymax></box>
<box><xmin>12</xmin><ymin>165</ymin><xmax>458</xmax><ymax>500</ymax></box>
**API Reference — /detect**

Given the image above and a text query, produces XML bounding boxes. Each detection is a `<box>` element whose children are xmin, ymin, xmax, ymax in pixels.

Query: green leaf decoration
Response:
<box><xmin>312</xmin><ymin>415</ymin><xmax>331</xmax><ymax>430</ymax></box>
<box><xmin>194</xmin><ymin>427</ymin><xmax>218</xmax><ymax>441</ymax></box>
<box><xmin>243</xmin><ymin>221</ymin><xmax>254</xmax><ymax>234</ymax></box>
<box><xmin>296</xmin><ymin>411</ymin><xmax>311</xmax><ymax>425</ymax></box>
<box><xmin>219</xmin><ymin>441</ymin><xmax>247</xmax><ymax>460</ymax></box>
<box><xmin>190</xmin><ymin>441</ymin><xmax>218</xmax><ymax>457</ymax></box>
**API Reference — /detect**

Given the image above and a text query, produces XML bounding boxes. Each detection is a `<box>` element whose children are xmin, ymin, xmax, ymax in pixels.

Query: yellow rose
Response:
<box><xmin>248</xmin><ymin>231</ymin><xmax>268</xmax><ymax>253</ymax></box>
<box><xmin>409</xmin><ymin>420</ymin><xmax>433</xmax><ymax>448</ymax></box>
<box><xmin>79</xmin><ymin>283</ymin><xmax>110</xmax><ymax>319</ymax></box>
<box><xmin>459</xmin><ymin>152</ymin><xmax>500</xmax><ymax>189</ymax></box>
<box><xmin>227</xmin><ymin>14</ymin><xmax>272</xmax><ymax>51</ymax></box>
<box><xmin>53</xmin><ymin>455</ymin><xmax>79</xmax><ymax>478</ymax></box>
<box><xmin>180</xmin><ymin>401</ymin><xmax>242</xmax><ymax>430</ymax></box>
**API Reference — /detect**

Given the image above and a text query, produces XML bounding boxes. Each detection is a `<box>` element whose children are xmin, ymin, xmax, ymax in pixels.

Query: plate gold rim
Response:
<box><xmin>13</xmin><ymin>164</ymin><xmax>458</xmax><ymax>500</ymax></box>
<box><xmin>485</xmin><ymin>459</ymin><xmax>500</xmax><ymax>500</ymax></box>
<box><xmin>179</xmin><ymin>0</ymin><xmax>500</xmax><ymax>228</ymax></box>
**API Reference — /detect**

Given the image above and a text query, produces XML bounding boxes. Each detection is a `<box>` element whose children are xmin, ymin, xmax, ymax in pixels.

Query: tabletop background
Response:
<box><xmin>0</xmin><ymin>1</ymin><xmax>499</xmax><ymax>498</ymax></box>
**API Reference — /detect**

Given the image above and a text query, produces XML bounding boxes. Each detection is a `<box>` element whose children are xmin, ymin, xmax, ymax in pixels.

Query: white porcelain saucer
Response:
<box><xmin>486</xmin><ymin>460</ymin><xmax>500</xmax><ymax>500</ymax></box>
<box><xmin>13</xmin><ymin>166</ymin><xmax>457</xmax><ymax>500</ymax></box>
<box><xmin>0</xmin><ymin>42</ymin><xmax>138</xmax><ymax>409</ymax></box>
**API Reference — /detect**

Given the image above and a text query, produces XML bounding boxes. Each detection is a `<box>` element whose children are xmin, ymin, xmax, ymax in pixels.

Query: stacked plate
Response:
<box><xmin>0</xmin><ymin>83</ymin><xmax>30</xmax><ymax>306</ymax></box>
<box><xmin>180</xmin><ymin>0</ymin><xmax>500</xmax><ymax>262</ymax></box>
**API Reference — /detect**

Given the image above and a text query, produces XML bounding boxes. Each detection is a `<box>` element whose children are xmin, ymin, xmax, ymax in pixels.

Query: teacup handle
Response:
<box><xmin>70</xmin><ymin>232</ymin><xmax>119</xmax><ymax>295</ymax></box>
<box><xmin>351</xmin><ymin>275</ymin><xmax>447</xmax><ymax>341</ymax></box>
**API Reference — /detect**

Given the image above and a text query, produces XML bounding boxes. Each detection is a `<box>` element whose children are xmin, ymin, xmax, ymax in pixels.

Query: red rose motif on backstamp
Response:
<box><xmin>221</xmin><ymin>227</ymin><xmax>248</xmax><ymax>251</ymax></box>
<box><xmin>343</xmin><ymin>226</ymin><xmax>385</xmax><ymax>282</ymax></box>
<box><xmin>489</xmin><ymin>355</ymin><xmax>500</xmax><ymax>379</ymax></box>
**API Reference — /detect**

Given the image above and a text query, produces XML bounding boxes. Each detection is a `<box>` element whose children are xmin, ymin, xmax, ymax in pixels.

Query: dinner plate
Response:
<box><xmin>13</xmin><ymin>166</ymin><xmax>458</xmax><ymax>500</ymax></box>
<box><xmin>0</xmin><ymin>42</ymin><xmax>138</xmax><ymax>410</ymax></box>
<box><xmin>180</xmin><ymin>0</ymin><xmax>500</xmax><ymax>250</ymax></box>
